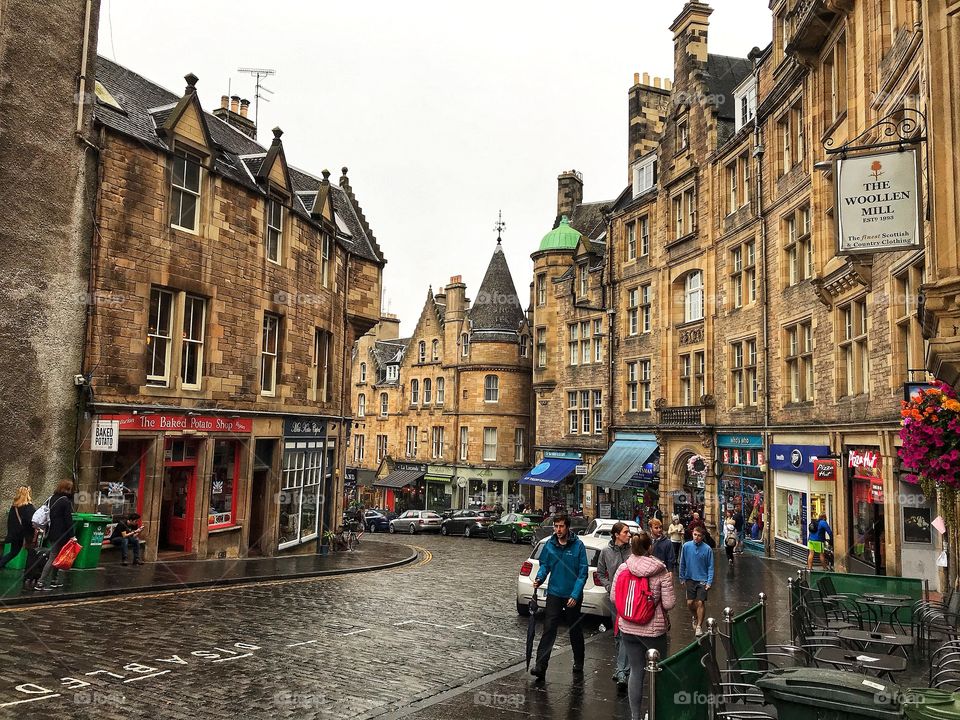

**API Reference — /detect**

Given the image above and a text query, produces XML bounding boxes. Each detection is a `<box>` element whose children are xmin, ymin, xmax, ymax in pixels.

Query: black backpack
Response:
<box><xmin>808</xmin><ymin>519</ymin><xmax>820</xmax><ymax>535</ymax></box>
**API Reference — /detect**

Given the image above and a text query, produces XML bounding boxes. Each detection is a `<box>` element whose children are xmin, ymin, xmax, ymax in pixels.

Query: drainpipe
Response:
<box><xmin>605</xmin><ymin>211</ymin><xmax>617</xmax><ymax>515</ymax></box>
<box><xmin>75</xmin><ymin>0</ymin><xmax>94</xmax><ymax>136</ymax></box>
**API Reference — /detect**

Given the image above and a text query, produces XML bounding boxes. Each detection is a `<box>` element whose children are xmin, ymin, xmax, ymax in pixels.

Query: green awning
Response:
<box><xmin>584</xmin><ymin>440</ymin><xmax>659</xmax><ymax>490</ymax></box>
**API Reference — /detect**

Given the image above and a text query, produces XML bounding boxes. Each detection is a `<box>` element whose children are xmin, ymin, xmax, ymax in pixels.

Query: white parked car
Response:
<box><xmin>582</xmin><ymin>518</ymin><xmax>642</xmax><ymax>538</ymax></box>
<box><xmin>516</xmin><ymin>535</ymin><xmax>612</xmax><ymax>617</ymax></box>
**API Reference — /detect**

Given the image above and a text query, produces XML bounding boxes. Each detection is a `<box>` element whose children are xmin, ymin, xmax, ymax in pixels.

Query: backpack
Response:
<box><xmin>32</xmin><ymin>497</ymin><xmax>52</xmax><ymax>531</ymax></box>
<box><xmin>614</xmin><ymin>570</ymin><xmax>658</xmax><ymax>626</ymax></box>
<box><xmin>808</xmin><ymin>519</ymin><xmax>820</xmax><ymax>536</ymax></box>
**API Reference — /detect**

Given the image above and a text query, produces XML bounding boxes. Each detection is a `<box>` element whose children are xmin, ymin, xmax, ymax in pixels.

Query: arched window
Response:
<box><xmin>684</xmin><ymin>270</ymin><xmax>704</xmax><ymax>322</ymax></box>
<box><xmin>461</xmin><ymin>333</ymin><xmax>470</xmax><ymax>357</ymax></box>
<box><xmin>436</xmin><ymin>377</ymin><xmax>445</xmax><ymax>405</ymax></box>
<box><xmin>423</xmin><ymin>378</ymin><xmax>432</xmax><ymax>404</ymax></box>
<box><xmin>359</xmin><ymin>362</ymin><xmax>367</xmax><ymax>383</ymax></box>
<box><xmin>484</xmin><ymin>375</ymin><xmax>499</xmax><ymax>402</ymax></box>
<box><xmin>379</xmin><ymin>392</ymin><xmax>388</xmax><ymax>417</ymax></box>
<box><xmin>411</xmin><ymin>379</ymin><xmax>420</xmax><ymax>405</ymax></box>
<box><xmin>431</xmin><ymin>339</ymin><xmax>439</xmax><ymax>361</ymax></box>
<box><xmin>357</xmin><ymin>393</ymin><xmax>366</xmax><ymax>417</ymax></box>
<box><xmin>418</xmin><ymin>341</ymin><xmax>426</xmax><ymax>363</ymax></box>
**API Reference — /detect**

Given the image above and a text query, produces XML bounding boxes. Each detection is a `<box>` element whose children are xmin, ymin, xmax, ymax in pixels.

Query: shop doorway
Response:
<box><xmin>248</xmin><ymin>440</ymin><xmax>276</xmax><ymax>556</ymax></box>
<box><xmin>160</xmin><ymin>440</ymin><xmax>199</xmax><ymax>553</ymax></box>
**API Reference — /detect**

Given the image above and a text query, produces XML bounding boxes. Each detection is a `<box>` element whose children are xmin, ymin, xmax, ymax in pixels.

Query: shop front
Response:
<box><xmin>846</xmin><ymin>447</ymin><xmax>886</xmax><ymax>575</ymax></box>
<box><xmin>93</xmin><ymin>413</ymin><xmax>253</xmax><ymax>560</ymax></box>
<box><xmin>520</xmin><ymin>453</ymin><xmax>581</xmax><ymax>514</ymax></box>
<box><xmin>674</xmin><ymin>454</ymin><xmax>708</xmax><ymax>528</ymax></box>
<box><xmin>770</xmin><ymin>442</ymin><xmax>831</xmax><ymax>563</ymax></box>
<box><xmin>717</xmin><ymin>434</ymin><xmax>765</xmax><ymax>555</ymax></box>
<box><xmin>278</xmin><ymin>418</ymin><xmax>334</xmax><ymax>552</ymax></box>
<box><xmin>585</xmin><ymin>433</ymin><xmax>659</xmax><ymax>521</ymax></box>
<box><xmin>425</xmin><ymin>465</ymin><xmax>454</xmax><ymax>513</ymax></box>
<box><xmin>374</xmin><ymin>462</ymin><xmax>426</xmax><ymax>513</ymax></box>
<box><xmin>345</xmin><ymin>467</ymin><xmax>378</xmax><ymax>509</ymax></box>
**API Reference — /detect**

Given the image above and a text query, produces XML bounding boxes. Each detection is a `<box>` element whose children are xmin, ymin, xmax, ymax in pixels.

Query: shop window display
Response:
<box><xmin>209</xmin><ymin>440</ymin><xmax>238</xmax><ymax>527</ymax></box>
<box><xmin>97</xmin><ymin>441</ymin><xmax>145</xmax><ymax>518</ymax></box>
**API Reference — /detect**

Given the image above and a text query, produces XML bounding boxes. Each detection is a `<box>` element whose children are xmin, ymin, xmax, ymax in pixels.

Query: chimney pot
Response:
<box><xmin>220</xmin><ymin>95</ymin><xmax>229</xmax><ymax>109</ymax></box>
<box><xmin>642</xmin><ymin>72</ymin><xmax>650</xmax><ymax>85</ymax></box>
<box><xmin>634</xmin><ymin>72</ymin><xmax>640</xmax><ymax>85</ymax></box>
<box><xmin>239</xmin><ymin>98</ymin><xmax>250</xmax><ymax>118</ymax></box>
<box><xmin>665</xmin><ymin>78</ymin><xmax>673</xmax><ymax>91</ymax></box>
<box><xmin>654</xmin><ymin>76</ymin><xmax>661</xmax><ymax>89</ymax></box>
<box><xmin>230</xmin><ymin>95</ymin><xmax>240</xmax><ymax>113</ymax></box>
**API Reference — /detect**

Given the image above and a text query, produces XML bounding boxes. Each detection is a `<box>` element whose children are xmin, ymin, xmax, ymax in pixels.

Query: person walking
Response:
<box><xmin>610</xmin><ymin>531</ymin><xmax>676</xmax><ymax>720</ymax></box>
<box><xmin>597</xmin><ymin>522</ymin><xmax>632</xmax><ymax>687</ymax></box>
<box><xmin>649</xmin><ymin>518</ymin><xmax>676</xmax><ymax>571</ymax></box>
<box><xmin>530</xmin><ymin>513</ymin><xmax>589</xmax><ymax>679</ymax></box>
<box><xmin>807</xmin><ymin>512</ymin><xmax>833</xmax><ymax>570</ymax></box>
<box><xmin>36</xmin><ymin>479</ymin><xmax>77</xmax><ymax>591</ymax></box>
<box><xmin>686</xmin><ymin>511</ymin><xmax>706</xmax><ymax>539</ymax></box>
<box><xmin>733</xmin><ymin>506</ymin><xmax>745</xmax><ymax>554</ymax></box>
<box><xmin>667</xmin><ymin>515</ymin><xmax>684</xmax><ymax>569</ymax></box>
<box><xmin>722</xmin><ymin>510</ymin><xmax>738</xmax><ymax>565</ymax></box>
<box><xmin>678</xmin><ymin>526</ymin><xmax>714</xmax><ymax>636</ymax></box>
<box><xmin>0</xmin><ymin>486</ymin><xmax>36</xmax><ymax>570</ymax></box>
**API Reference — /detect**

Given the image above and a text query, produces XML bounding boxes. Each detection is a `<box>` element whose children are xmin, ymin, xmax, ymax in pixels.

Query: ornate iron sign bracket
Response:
<box><xmin>824</xmin><ymin>108</ymin><xmax>927</xmax><ymax>156</ymax></box>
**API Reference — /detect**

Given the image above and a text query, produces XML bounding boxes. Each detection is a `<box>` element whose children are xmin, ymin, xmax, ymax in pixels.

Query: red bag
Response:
<box><xmin>614</xmin><ymin>571</ymin><xmax>658</xmax><ymax>628</ymax></box>
<box><xmin>53</xmin><ymin>538</ymin><xmax>82</xmax><ymax>569</ymax></box>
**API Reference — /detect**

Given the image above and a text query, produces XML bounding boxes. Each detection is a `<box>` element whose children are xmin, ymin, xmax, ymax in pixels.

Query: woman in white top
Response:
<box><xmin>723</xmin><ymin>510</ymin><xmax>738</xmax><ymax>565</ymax></box>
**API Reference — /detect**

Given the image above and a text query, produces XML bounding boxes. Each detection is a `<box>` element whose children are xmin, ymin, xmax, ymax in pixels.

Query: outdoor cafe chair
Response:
<box><xmin>698</xmin><ymin>624</ymin><xmax>779</xmax><ymax>720</ymax></box>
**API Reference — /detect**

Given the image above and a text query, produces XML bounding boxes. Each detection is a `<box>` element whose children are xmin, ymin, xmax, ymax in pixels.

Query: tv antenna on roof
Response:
<box><xmin>237</xmin><ymin>67</ymin><xmax>276</xmax><ymax>130</ymax></box>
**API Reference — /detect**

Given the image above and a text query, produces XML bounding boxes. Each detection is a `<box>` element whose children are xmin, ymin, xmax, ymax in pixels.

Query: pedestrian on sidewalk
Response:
<box><xmin>733</xmin><ymin>506</ymin><xmax>745</xmax><ymax>554</ymax></box>
<box><xmin>667</xmin><ymin>515</ymin><xmax>684</xmax><ymax>570</ymax></box>
<box><xmin>36</xmin><ymin>479</ymin><xmax>77</xmax><ymax>591</ymax></box>
<box><xmin>610</xmin><ymin>531</ymin><xmax>675</xmax><ymax>720</ymax></box>
<box><xmin>109</xmin><ymin>513</ymin><xmax>144</xmax><ymax>565</ymax></box>
<box><xmin>723</xmin><ymin>510</ymin><xmax>738</xmax><ymax>565</ymax></box>
<box><xmin>530</xmin><ymin>513</ymin><xmax>588</xmax><ymax>680</ymax></box>
<box><xmin>649</xmin><ymin>518</ymin><xmax>676</xmax><ymax>572</ymax></box>
<box><xmin>678</xmin><ymin>526</ymin><xmax>714</xmax><ymax>636</ymax></box>
<box><xmin>685</xmin><ymin>511</ymin><xmax>706</xmax><ymax>540</ymax></box>
<box><xmin>596</xmin><ymin>522</ymin><xmax>632</xmax><ymax>687</ymax></box>
<box><xmin>0</xmin><ymin>486</ymin><xmax>35</xmax><ymax>570</ymax></box>
<box><xmin>807</xmin><ymin>512</ymin><xmax>833</xmax><ymax>571</ymax></box>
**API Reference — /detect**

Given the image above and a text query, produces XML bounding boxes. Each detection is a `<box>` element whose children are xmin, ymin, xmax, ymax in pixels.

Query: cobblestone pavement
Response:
<box><xmin>0</xmin><ymin>536</ymin><xmax>803</xmax><ymax>720</ymax></box>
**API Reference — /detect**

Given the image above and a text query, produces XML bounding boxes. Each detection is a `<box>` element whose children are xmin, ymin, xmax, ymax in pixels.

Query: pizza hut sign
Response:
<box><xmin>848</xmin><ymin>449</ymin><xmax>880</xmax><ymax>470</ymax></box>
<box><xmin>813</xmin><ymin>459</ymin><xmax>838</xmax><ymax>483</ymax></box>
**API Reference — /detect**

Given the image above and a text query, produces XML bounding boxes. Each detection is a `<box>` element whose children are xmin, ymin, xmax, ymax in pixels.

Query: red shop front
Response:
<box><xmin>847</xmin><ymin>447</ymin><xmax>886</xmax><ymax>575</ymax></box>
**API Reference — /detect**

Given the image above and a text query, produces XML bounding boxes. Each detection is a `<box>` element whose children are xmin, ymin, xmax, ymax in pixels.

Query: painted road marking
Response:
<box><xmin>341</xmin><ymin>628</ymin><xmax>370</xmax><ymax>636</ymax></box>
<box><xmin>0</xmin><ymin>694</ymin><xmax>61</xmax><ymax>708</ymax></box>
<box><xmin>123</xmin><ymin>670</ymin><xmax>171</xmax><ymax>683</ymax></box>
<box><xmin>286</xmin><ymin>639</ymin><xmax>321</xmax><ymax>648</ymax></box>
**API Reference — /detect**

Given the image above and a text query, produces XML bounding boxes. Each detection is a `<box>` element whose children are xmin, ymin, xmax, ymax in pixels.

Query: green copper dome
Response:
<box><xmin>538</xmin><ymin>215</ymin><xmax>581</xmax><ymax>251</ymax></box>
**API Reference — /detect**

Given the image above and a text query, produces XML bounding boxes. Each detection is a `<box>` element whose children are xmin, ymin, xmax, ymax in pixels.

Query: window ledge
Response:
<box><xmin>784</xmin><ymin>401</ymin><xmax>815</xmax><ymax>409</ymax></box>
<box><xmin>665</xmin><ymin>231</ymin><xmax>698</xmax><ymax>250</ymax></box>
<box><xmin>208</xmin><ymin>524</ymin><xmax>241</xmax><ymax>535</ymax></box>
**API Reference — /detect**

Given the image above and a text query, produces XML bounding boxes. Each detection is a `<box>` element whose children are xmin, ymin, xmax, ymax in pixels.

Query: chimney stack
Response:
<box><xmin>229</xmin><ymin>95</ymin><xmax>240</xmax><ymax>113</ymax></box>
<box><xmin>557</xmin><ymin>170</ymin><xmax>584</xmax><ymax>218</ymax></box>
<box><xmin>377</xmin><ymin>314</ymin><xmax>401</xmax><ymax>340</ymax></box>
<box><xmin>213</xmin><ymin>91</ymin><xmax>258</xmax><ymax>140</ymax></box>
<box><xmin>670</xmin><ymin>1</ymin><xmax>712</xmax><ymax>65</ymax></box>
<box><xmin>239</xmin><ymin>98</ymin><xmax>250</xmax><ymax>118</ymax></box>
<box><xmin>220</xmin><ymin>94</ymin><xmax>229</xmax><ymax>109</ymax></box>
<box><xmin>444</xmin><ymin>275</ymin><xmax>467</xmax><ymax>321</ymax></box>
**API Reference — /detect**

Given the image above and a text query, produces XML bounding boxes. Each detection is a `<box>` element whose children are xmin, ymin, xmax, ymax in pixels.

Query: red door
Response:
<box><xmin>162</xmin><ymin>442</ymin><xmax>198</xmax><ymax>552</ymax></box>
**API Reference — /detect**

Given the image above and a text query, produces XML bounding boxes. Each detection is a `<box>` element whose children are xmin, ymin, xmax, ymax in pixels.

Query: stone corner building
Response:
<box><xmin>78</xmin><ymin>58</ymin><xmax>384</xmax><ymax>560</ymax></box>
<box><xmin>0</xmin><ymin>0</ymin><xmax>100</xmax><ymax>515</ymax></box>
<box><xmin>348</xmin><ymin>241</ymin><xmax>532</xmax><ymax>514</ymax></box>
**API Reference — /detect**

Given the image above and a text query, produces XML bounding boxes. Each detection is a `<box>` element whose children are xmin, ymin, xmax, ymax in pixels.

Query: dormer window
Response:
<box><xmin>631</xmin><ymin>152</ymin><xmax>657</xmax><ymax>198</ymax></box>
<box><xmin>387</xmin><ymin>365</ymin><xmax>399</xmax><ymax>382</ymax></box>
<box><xmin>170</xmin><ymin>149</ymin><xmax>202</xmax><ymax>232</ymax></box>
<box><xmin>266</xmin><ymin>197</ymin><xmax>283</xmax><ymax>264</ymax></box>
<box><xmin>579</xmin><ymin>265</ymin><xmax>589</xmax><ymax>297</ymax></box>
<box><xmin>734</xmin><ymin>76</ymin><xmax>757</xmax><ymax>133</ymax></box>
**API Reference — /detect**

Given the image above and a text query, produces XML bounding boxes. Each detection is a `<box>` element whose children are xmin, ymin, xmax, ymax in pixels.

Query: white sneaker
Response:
<box><xmin>695</xmin><ymin>625</ymin><xmax>703</xmax><ymax>637</ymax></box>
<box><xmin>692</xmin><ymin>619</ymin><xmax>698</xmax><ymax>631</ymax></box>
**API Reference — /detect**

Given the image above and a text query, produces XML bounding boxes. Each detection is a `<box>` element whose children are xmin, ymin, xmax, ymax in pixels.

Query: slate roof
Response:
<box><xmin>93</xmin><ymin>56</ymin><xmax>383</xmax><ymax>264</ymax></box>
<box><xmin>555</xmin><ymin>200</ymin><xmax>609</xmax><ymax>241</ymax></box>
<box><xmin>467</xmin><ymin>243</ymin><xmax>526</xmax><ymax>342</ymax></box>
<box><xmin>705</xmin><ymin>54</ymin><xmax>753</xmax><ymax>122</ymax></box>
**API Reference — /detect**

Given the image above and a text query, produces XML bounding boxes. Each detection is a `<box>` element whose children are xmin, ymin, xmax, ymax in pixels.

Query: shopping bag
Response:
<box><xmin>53</xmin><ymin>538</ymin><xmax>83</xmax><ymax>570</ymax></box>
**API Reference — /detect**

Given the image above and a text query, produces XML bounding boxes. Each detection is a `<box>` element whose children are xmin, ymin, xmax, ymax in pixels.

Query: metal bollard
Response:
<box><xmin>723</xmin><ymin>607</ymin><xmax>734</xmax><ymax>670</ymax></box>
<box><xmin>787</xmin><ymin>578</ymin><xmax>796</xmax><ymax>644</ymax></box>
<box><xmin>646</xmin><ymin>648</ymin><xmax>661</xmax><ymax>720</ymax></box>
<box><xmin>759</xmin><ymin>592</ymin><xmax>767</xmax><ymax>649</ymax></box>
<box><xmin>707</xmin><ymin>617</ymin><xmax>717</xmax><ymax>657</ymax></box>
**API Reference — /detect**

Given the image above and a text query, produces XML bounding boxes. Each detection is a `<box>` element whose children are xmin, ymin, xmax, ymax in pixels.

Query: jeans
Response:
<box><xmin>535</xmin><ymin>595</ymin><xmax>585</xmax><ymax>672</ymax></box>
<box><xmin>621</xmin><ymin>633</ymin><xmax>669</xmax><ymax>720</ymax></box>
<box><xmin>111</xmin><ymin>536</ymin><xmax>141</xmax><ymax>562</ymax></box>
<box><xmin>39</xmin><ymin>539</ymin><xmax>68</xmax><ymax>586</ymax></box>
<box><xmin>611</xmin><ymin>608</ymin><xmax>630</xmax><ymax>676</ymax></box>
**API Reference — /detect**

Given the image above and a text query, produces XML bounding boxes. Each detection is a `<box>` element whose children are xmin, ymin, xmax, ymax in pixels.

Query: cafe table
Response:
<box><xmin>813</xmin><ymin>646</ymin><xmax>908</xmax><ymax>682</ymax></box>
<box><xmin>838</xmin><ymin>628</ymin><xmax>915</xmax><ymax>659</ymax></box>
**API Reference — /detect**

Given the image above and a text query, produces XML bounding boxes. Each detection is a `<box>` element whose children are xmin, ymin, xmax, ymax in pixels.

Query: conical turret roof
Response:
<box><xmin>467</xmin><ymin>243</ymin><xmax>525</xmax><ymax>342</ymax></box>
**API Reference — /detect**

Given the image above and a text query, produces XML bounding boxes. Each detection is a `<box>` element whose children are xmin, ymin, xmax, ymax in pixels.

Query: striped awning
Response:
<box><xmin>584</xmin><ymin>440</ymin><xmax>659</xmax><ymax>491</ymax></box>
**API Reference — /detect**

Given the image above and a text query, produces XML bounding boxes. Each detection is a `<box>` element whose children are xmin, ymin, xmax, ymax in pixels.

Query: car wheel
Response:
<box><xmin>408</xmin><ymin>524</ymin><xmax>417</xmax><ymax>535</ymax></box>
<box><xmin>511</xmin><ymin>531</ymin><xmax>520</xmax><ymax>544</ymax></box>
<box><xmin>517</xmin><ymin>600</ymin><xmax>530</xmax><ymax>616</ymax></box>
<box><xmin>368</xmin><ymin>523</ymin><xmax>376</xmax><ymax>533</ymax></box>
<box><xmin>388</xmin><ymin>524</ymin><xmax>396</xmax><ymax>534</ymax></box>
<box><xmin>488</xmin><ymin>530</ymin><xmax>497</xmax><ymax>541</ymax></box>
<box><xmin>464</xmin><ymin>526</ymin><xmax>472</xmax><ymax>539</ymax></box>
<box><xmin>440</xmin><ymin>525</ymin><xmax>448</xmax><ymax>536</ymax></box>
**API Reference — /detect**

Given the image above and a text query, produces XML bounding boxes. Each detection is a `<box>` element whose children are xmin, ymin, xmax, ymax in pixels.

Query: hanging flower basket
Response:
<box><xmin>899</xmin><ymin>380</ymin><xmax>960</xmax><ymax>522</ymax></box>
<box><xmin>687</xmin><ymin>454</ymin><xmax>708</xmax><ymax>480</ymax></box>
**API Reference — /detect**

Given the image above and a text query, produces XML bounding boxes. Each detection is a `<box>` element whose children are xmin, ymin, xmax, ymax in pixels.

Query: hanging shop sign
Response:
<box><xmin>813</xmin><ymin>459</ymin><xmax>839</xmax><ymax>484</ymax></box>
<box><xmin>92</xmin><ymin>419</ymin><xmax>120</xmax><ymax>452</ymax></box>
<box><xmin>835</xmin><ymin>148</ymin><xmax>921</xmax><ymax>254</ymax></box>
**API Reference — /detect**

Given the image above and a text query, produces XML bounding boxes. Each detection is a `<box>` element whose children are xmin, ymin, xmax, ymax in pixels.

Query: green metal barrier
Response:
<box><xmin>809</xmin><ymin>570</ymin><xmax>925</xmax><ymax>625</ymax></box>
<box><xmin>729</xmin><ymin>602</ymin><xmax>765</xmax><ymax>672</ymax></box>
<box><xmin>651</xmin><ymin>638</ymin><xmax>711</xmax><ymax>720</ymax></box>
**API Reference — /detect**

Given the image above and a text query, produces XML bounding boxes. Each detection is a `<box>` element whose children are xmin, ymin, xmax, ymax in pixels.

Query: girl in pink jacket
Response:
<box><xmin>610</xmin><ymin>532</ymin><xmax>676</xmax><ymax>720</ymax></box>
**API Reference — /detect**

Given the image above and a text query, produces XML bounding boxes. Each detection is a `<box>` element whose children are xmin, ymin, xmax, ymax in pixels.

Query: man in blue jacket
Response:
<box><xmin>531</xmin><ymin>513</ymin><xmax>589</xmax><ymax>679</ymax></box>
<box><xmin>679</xmin><ymin>525</ymin><xmax>715</xmax><ymax>637</ymax></box>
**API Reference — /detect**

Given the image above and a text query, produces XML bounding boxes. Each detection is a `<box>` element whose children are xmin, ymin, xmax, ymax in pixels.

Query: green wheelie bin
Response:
<box><xmin>902</xmin><ymin>688</ymin><xmax>960</xmax><ymax>719</ymax></box>
<box><xmin>71</xmin><ymin>513</ymin><xmax>113</xmax><ymax>569</ymax></box>
<box><xmin>756</xmin><ymin>667</ymin><xmax>904</xmax><ymax>720</ymax></box>
<box><xmin>1</xmin><ymin>543</ymin><xmax>27</xmax><ymax>570</ymax></box>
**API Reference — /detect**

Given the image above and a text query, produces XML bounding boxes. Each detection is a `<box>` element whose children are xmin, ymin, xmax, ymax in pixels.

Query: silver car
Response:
<box><xmin>516</xmin><ymin>535</ymin><xmax>612</xmax><ymax>617</ymax></box>
<box><xmin>389</xmin><ymin>510</ymin><xmax>443</xmax><ymax>534</ymax></box>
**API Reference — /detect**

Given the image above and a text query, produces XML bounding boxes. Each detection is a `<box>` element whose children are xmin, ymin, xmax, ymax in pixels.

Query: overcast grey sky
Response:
<box><xmin>99</xmin><ymin>0</ymin><xmax>771</xmax><ymax>335</ymax></box>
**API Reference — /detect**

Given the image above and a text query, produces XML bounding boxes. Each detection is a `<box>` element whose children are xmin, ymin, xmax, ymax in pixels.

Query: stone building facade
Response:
<box><xmin>539</xmin><ymin>0</ymin><xmax>939</xmax><ymax>582</ymax></box>
<box><xmin>77</xmin><ymin>58</ymin><xmax>384</xmax><ymax>560</ymax></box>
<box><xmin>0</xmin><ymin>0</ymin><xmax>100</xmax><ymax>517</ymax></box>
<box><xmin>349</xmin><ymin>243</ymin><xmax>532</xmax><ymax>514</ymax></box>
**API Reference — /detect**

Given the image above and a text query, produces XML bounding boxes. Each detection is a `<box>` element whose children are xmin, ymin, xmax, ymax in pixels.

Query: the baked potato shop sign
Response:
<box><xmin>836</xmin><ymin>148</ymin><xmax>921</xmax><ymax>254</ymax></box>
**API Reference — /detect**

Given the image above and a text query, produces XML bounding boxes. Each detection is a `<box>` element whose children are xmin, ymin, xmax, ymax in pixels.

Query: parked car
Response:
<box><xmin>389</xmin><ymin>510</ymin><xmax>443</xmax><ymax>534</ymax></box>
<box><xmin>440</xmin><ymin>510</ymin><xmax>497</xmax><ymax>538</ymax></box>
<box><xmin>582</xmin><ymin>518</ymin><xmax>642</xmax><ymax>538</ymax></box>
<box><xmin>363</xmin><ymin>509</ymin><xmax>393</xmax><ymax>533</ymax></box>
<box><xmin>487</xmin><ymin>513</ymin><xmax>544</xmax><ymax>544</ymax></box>
<box><xmin>516</xmin><ymin>534</ymin><xmax>611</xmax><ymax>617</ymax></box>
<box><xmin>530</xmin><ymin>514</ymin><xmax>590</xmax><ymax>545</ymax></box>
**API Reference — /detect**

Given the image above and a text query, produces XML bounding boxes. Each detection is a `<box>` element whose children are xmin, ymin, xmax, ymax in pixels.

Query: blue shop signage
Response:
<box><xmin>769</xmin><ymin>444</ymin><xmax>830</xmax><ymax>474</ymax></box>
<box><xmin>717</xmin><ymin>434</ymin><xmax>763</xmax><ymax>449</ymax></box>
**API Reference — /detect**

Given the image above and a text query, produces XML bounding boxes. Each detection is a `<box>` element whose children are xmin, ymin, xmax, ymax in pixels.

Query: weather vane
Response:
<box><xmin>494</xmin><ymin>210</ymin><xmax>506</xmax><ymax>244</ymax></box>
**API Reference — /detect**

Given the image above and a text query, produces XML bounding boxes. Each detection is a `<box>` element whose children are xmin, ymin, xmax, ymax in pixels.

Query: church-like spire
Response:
<box><xmin>467</xmin><ymin>240</ymin><xmax>525</xmax><ymax>340</ymax></box>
